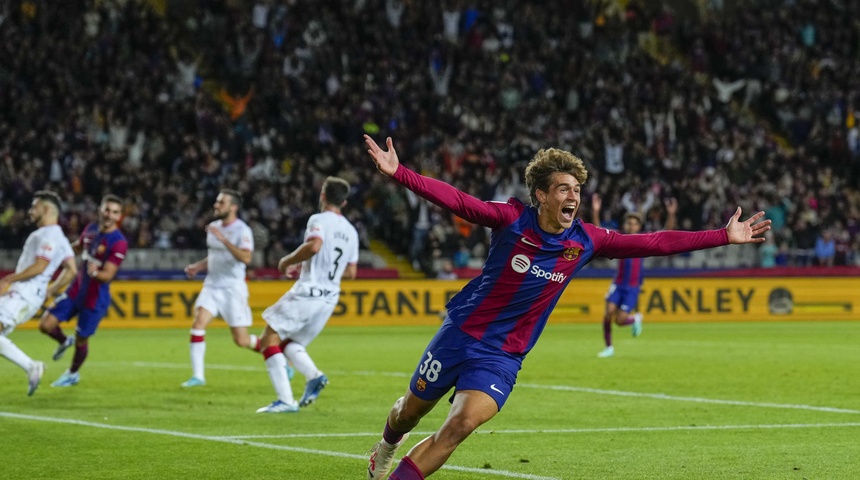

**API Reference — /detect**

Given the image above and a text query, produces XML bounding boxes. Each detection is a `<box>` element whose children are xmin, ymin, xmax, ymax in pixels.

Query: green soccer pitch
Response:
<box><xmin>2</xmin><ymin>321</ymin><xmax>859</xmax><ymax>479</ymax></box>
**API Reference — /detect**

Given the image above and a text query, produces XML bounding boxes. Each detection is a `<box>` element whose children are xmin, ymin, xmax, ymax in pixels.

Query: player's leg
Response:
<box><xmin>368</xmin><ymin>390</ymin><xmax>439</xmax><ymax>480</ymax></box>
<box><xmin>614</xmin><ymin>288</ymin><xmax>642</xmax><ymax>337</ymax></box>
<box><xmin>0</xmin><ymin>301</ymin><xmax>45</xmax><ymax>396</ymax></box>
<box><xmin>391</xmin><ymin>390</ymin><xmax>499</xmax><ymax>478</ymax></box>
<box><xmin>52</xmin><ymin>308</ymin><xmax>102</xmax><ymax>387</ymax></box>
<box><xmin>256</xmin><ymin>324</ymin><xmax>298</xmax><ymax>413</ymax></box>
<box><xmin>183</xmin><ymin>289</ymin><xmax>217</xmax><ymax>386</ymax></box>
<box><xmin>599</xmin><ymin>300</ymin><xmax>619</xmax><ymax>357</ymax></box>
<box><xmin>286</xmin><ymin>301</ymin><xmax>335</xmax><ymax>407</ymax></box>
<box><xmin>39</xmin><ymin>295</ymin><xmax>77</xmax><ymax>360</ymax></box>
<box><xmin>225</xmin><ymin>285</ymin><xmax>259</xmax><ymax>352</ymax></box>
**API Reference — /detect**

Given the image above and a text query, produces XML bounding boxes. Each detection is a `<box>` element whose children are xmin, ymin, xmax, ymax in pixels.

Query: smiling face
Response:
<box><xmin>536</xmin><ymin>172</ymin><xmax>581</xmax><ymax>234</ymax></box>
<box><xmin>98</xmin><ymin>200</ymin><xmax>123</xmax><ymax>232</ymax></box>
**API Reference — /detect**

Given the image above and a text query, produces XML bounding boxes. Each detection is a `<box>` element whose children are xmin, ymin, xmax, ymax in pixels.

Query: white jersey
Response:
<box><xmin>290</xmin><ymin>211</ymin><xmax>359</xmax><ymax>302</ymax></box>
<box><xmin>203</xmin><ymin>218</ymin><xmax>254</xmax><ymax>288</ymax></box>
<box><xmin>9</xmin><ymin>224</ymin><xmax>75</xmax><ymax>303</ymax></box>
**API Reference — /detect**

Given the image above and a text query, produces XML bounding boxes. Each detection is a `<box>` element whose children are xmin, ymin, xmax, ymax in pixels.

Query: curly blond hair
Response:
<box><xmin>524</xmin><ymin>148</ymin><xmax>588</xmax><ymax>207</ymax></box>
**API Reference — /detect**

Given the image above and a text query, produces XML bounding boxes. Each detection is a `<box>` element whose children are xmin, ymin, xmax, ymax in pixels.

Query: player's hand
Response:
<box><xmin>0</xmin><ymin>277</ymin><xmax>10</xmax><ymax>294</ymax></box>
<box><xmin>184</xmin><ymin>264</ymin><xmax>199</xmax><ymax>278</ymax></box>
<box><xmin>284</xmin><ymin>263</ymin><xmax>301</xmax><ymax>279</ymax></box>
<box><xmin>87</xmin><ymin>263</ymin><xmax>100</xmax><ymax>278</ymax></box>
<box><xmin>206</xmin><ymin>225</ymin><xmax>227</xmax><ymax>243</ymax></box>
<box><xmin>665</xmin><ymin>197</ymin><xmax>678</xmax><ymax>215</ymax></box>
<box><xmin>725</xmin><ymin>207</ymin><xmax>771</xmax><ymax>244</ymax></box>
<box><xmin>591</xmin><ymin>193</ymin><xmax>602</xmax><ymax>212</ymax></box>
<box><xmin>364</xmin><ymin>135</ymin><xmax>399</xmax><ymax>177</ymax></box>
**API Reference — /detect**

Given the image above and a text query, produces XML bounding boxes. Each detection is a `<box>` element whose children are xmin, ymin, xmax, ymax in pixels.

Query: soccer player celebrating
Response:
<box><xmin>592</xmin><ymin>194</ymin><xmax>678</xmax><ymax>358</ymax></box>
<box><xmin>0</xmin><ymin>191</ymin><xmax>76</xmax><ymax>395</ymax></box>
<box><xmin>181</xmin><ymin>188</ymin><xmax>257</xmax><ymax>387</ymax></box>
<box><xmin>256</xmin><ymin>177</ymin><xmax>359</xmax><ymax>413</ymax></box>
<box><xmin>39</xmin><ymin>194</ymin><xmax>127</xmax><ymax>387</ymax></box>
<box><xmin>363</xmin><ymin>135</ymin><xmax>770</xmax><ymax>480</ymax></box>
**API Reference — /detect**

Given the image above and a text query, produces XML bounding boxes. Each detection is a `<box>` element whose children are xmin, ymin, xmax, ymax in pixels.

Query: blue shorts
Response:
<box><xmin>408</xmin><ymin>320</ymin><xmax>523</xmax><ymax>411</ymax></box>
<box><xmin>605</xmin><ymin>284</ymin><xmax>641</xmax><ymax>312</ymax></box>
<box><xmin>49</xmin><ymin>294</ymin><xmax>107</xmax><ymax>338</ymax></box>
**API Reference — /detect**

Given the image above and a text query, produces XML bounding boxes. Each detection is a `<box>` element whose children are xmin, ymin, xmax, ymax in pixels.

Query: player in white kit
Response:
<box><xmin>256</xmin><ymin>177</ymin><xmax>359</xmax><ymax>413</ymax></box>
<box><xmin>181</xmin><ymin>189</ymin><xmax>258</xmax><ymax>387</ymax></box>
<box><xmin>0</xmin><ymin>191</ymin><xmax>77</xmax><ymax>395</ymax></box>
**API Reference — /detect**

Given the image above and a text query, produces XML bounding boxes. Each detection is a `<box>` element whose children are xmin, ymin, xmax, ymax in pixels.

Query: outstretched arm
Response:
<box><xmin>588</xmin><ymin>207</ymin><xmax>770</xmax><ymax>259</ymax></box>
<box><xmin>364</xmin><ymin>135</ymin><xmax>519</xmax><ymax>229</ymax></box>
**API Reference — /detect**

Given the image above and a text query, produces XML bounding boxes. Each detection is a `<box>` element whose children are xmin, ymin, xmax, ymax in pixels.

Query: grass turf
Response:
<box><xmin>2</xmin><ymin>321</ymin><xmax>859</xmax><ymax>479</ymax></box>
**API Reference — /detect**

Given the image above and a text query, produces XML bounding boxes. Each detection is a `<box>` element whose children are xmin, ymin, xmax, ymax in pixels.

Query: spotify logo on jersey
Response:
<box><xmin>511</xmin><ymin>254</ymin><xmax>531</xmax><ymax>273</ymax></box>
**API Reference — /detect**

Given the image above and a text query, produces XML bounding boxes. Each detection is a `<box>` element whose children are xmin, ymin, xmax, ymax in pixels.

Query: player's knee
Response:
<box><xmin>439</xmin><ymin>414</ymin><xmax>479</xmax><ymax>445</ymax></box>
<box><xmin>391</xmin><ymin>397</ymin><xmax>421</xmax><ymax>425</ymax></box>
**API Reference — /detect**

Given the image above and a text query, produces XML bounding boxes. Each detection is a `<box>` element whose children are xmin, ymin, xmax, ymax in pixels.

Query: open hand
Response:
<box><xmin>725</xmin><ymin>207</ymin><xmax>771</xmax><ymax>244</ymax></box>
<box><xmin>364</xmin><ymin>135</ymin><xmax>400</xmax><ymax>177</ymax></box>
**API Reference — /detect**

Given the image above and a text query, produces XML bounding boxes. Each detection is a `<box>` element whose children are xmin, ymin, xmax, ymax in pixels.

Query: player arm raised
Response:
<box><xmin>0</xmin><ymin>258</ymin><xmax>49</xmax><ymax>293</ymax></box>
<box><xmin>364</xmin><ymin>135</ymin><xmax>519</xmax><ymax>229</ymax></box>
<box><xmin>46</xmin><ymin>256</ymin><xmax>78</xmax><ymax>297</ymax></box>
<box><xmin>277</xmin><ymin>237</ymin><xmax>322</xmax><ymax>277</ymax></box>
<box><xmin>591</xmin><ymin>193</ymin><xmax>602</xmax><ymax>226</ymax></box>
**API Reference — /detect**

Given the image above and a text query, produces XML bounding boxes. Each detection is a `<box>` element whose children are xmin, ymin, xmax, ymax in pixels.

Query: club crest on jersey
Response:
<box><xmin>416</xmin><ymin>378</ymin><xmax>427</xmax><ymax>392</ymax></box>
<box><xmin>97</xmin><ymin>244</ymin><xmax>106</xmax><ymax>254</ymax></box>
<box><xmin>563</xmin><ymin>247</ymin><xmax>581</xmax><ymax>261</ymax></box>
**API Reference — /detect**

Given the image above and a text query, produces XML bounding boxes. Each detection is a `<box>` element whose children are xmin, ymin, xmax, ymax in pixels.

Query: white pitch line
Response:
<box><xmin>0</xmin><ymin>412</ymin><xmax>557</xmax><ymax>480</ymax></box>
<box><xmin>517</xmin><ymin>384</ymin><xmax>860</xmax><ymax>415</ymax></box>
<box><xmin>100</xmin><ymin>362</ymin><xmax>860</xmax><ymax>415</ymax></box>
<box><xmin>220</xmin><ymin>422</ymin><xmax>860</xmax><ymax>440</ymax></box>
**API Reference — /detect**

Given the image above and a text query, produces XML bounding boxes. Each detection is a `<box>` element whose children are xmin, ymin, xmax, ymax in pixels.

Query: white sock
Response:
<box><xmin>264</xmin><ymin>351</ymin><xmax>294</xmax><ymax>404</ymax></box>
<box><xmin>0</xmin><ymin>335</ymin><xmax>33</xmax><ymax>372</ymax></box>
<box><xmin>248</xmin><ymin>334</ymin><xmax>259</xmax><ymax>351</ymax></box>
<box><xmin>284</xmin><ymin>342</ymin><xmax>322</xmax><ymax>380</ymax></box>
<box><xmin>189</xmin><ymin>329</ymin><xmax>206</xmax><ymax>380</ymax></box>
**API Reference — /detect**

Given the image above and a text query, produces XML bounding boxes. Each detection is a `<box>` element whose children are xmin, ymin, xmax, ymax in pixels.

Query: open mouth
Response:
<box><xmin>561</xmin><ymin>204</ymin><xmax>576</xmax><ymax>220</ymax></box>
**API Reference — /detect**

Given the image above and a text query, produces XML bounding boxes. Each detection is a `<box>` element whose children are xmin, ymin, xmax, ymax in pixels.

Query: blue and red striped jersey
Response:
<box><xmin>392</xmin><ymin>165</ymin><xmax>727</xmax><ymax>355</ymax></box>
<box><xmin>67</xmin><ymin>223</ymin><xmax>128</xmax><ymax>310</ymax></box>
<box><xmin>614</xmin><ymin>257</ymin><xmax>644</xmax><ymax>288</ymax></box>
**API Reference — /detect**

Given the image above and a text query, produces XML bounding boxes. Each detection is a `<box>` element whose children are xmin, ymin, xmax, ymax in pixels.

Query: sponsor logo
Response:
<box><xmin>511</xmin><ymin>254</ymin><xmax>531</xmax><ymax>273</ymax></box>
<box><xmin>563</xmin><ymin>247</ymin><xmax>581</xmax><ymax>260</ymax></box>
<box><xmin>530</xmin><ymin>264</ymin><xmax>567</xmax><ymax>283</ymax></box>
<box><xmin>416</xmin><ymin>378</ymin><xmax>426</xmax><ymax>392</ymax></box>
<box><xmin>520</xmin><ymin>236</ymin><xmax>541</xmax><ymax>248</ymax></box>
<box><xmin>489</xmin><ymin>384</ymin><xmax>505</xmax><ymax>396</ymax></box>
<box><xmin>511</xmin><ymin>255</ymin><xmax>567</xmax><ymax>283</ymax></box>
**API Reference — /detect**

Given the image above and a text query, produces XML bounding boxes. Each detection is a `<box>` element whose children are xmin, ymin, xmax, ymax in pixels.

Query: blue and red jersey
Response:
<box><xmin>614</xmin><ymin>257</ymin><xmax>644</xmax><ymax>288</ymax></box>
<box><xmin>392</xmin><ymin>165</ymin><xmax>727</xmax><ymax>356</ymax></box>
<box><xmin>67</xmin><ymin>223</ymin><xmax>128</xmax><ymax>310</ymax></box>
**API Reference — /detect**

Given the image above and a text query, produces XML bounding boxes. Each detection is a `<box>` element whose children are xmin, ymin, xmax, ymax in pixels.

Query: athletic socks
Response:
<box><xmin>262</xmin><ymin>346</ymin><xmax>294</xmax><ymax>404</ymax></box>
<box><xmin>0</xmin><ymin>336</ymin><xmax>33</xmax><ymax>371</ymax></box>
<box><xmin>248</xmin><ymin>334</ymin><xmax>261</xmax><ymax>352</ymax></box>
<box><xmin>70</xmin><ymin>342</ymin><xmax>88</xmax><ymax>373</ymax></box>
<box><xmin>389</xmin><ymin>456</ymin><xmax>424</xmax><ymax>480</ymax></box>
<box><xmin>189</xmin><ymin>328</ymin><xmax>206</xmax><ymax>380</ymax></box>
<box><xmin>46</xmin><ymin>326</ymin><xmax>67</xmax><ymax>344</ymax></box>
<box><xmin>383</xmin><ymin>420</ymin><xmax>406</xmax><ymax>445</ymax></box>
<box><xmin>284</xmin><ymin>341</ymin><xmax>322</xmax><ymax>380</ymax></box>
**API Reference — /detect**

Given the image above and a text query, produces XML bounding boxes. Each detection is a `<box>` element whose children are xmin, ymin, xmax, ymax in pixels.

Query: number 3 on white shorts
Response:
<box><xmin>419</xmin><ymin>351</ymin><xmax>442</xmax><ymax>382</ymax></box>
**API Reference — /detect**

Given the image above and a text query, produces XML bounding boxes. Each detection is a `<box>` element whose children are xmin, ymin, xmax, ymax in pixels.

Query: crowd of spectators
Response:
<box><xmin>0</xmin><ymin>0</ymin><xmax>858</xmax><ymax>278</ymax></box>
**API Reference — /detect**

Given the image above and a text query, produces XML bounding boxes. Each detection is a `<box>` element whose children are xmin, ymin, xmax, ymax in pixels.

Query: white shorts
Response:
<box><xmin>262</xmin><ymin>289</ymin><xmax>337</xmax><ymax>346</ymax></box>
<box><xmin>0</xmin><ymin>291</ymin><xmax>41</xmax><ymax>335</ymax></box>
<box><xmin>194</xmin><ymin>284</ymin><xmax>252</xmax><ymax>328</ymax></box>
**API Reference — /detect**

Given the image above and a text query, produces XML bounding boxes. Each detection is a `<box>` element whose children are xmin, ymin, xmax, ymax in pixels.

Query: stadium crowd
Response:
<box><xmin>1</xmin><ymin>0</ymin><xmax>858</xmax><ymax>277</ymax></box>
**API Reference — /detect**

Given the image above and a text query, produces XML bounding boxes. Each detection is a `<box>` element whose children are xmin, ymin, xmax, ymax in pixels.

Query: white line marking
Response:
<box><xmin>220</xmin><ymin>422</ymin><xmax>860</xmax><ymax>439</ymax></box>
<box><xmin>103</xmin><ymin>362</ymin><xmax>860</xmax><ymax>415</ymax></box>
<box><xmin>0</xmin><ymin>412</ymin><xmax>558</xmax><ymax>480</ymax></box>
<box><xmin>517</xmin><ymin>384</ymin><xmax>860</xmax><ymax>415</ymax></box>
